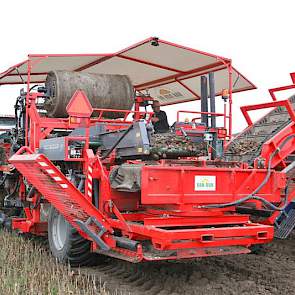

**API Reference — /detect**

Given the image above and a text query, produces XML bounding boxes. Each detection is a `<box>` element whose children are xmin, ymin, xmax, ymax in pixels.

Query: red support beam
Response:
<box><xmin>118</xmin><ymin>54</ymin><xmax>184</xmax><ymax>73</ymax></box>
<box><xmin>241</xmin><ymin>99</ymin><xmax>295</xmax><ymax>126</ymax></box>
<box><xmin>75</xmin><ymin>55</ymin><xmax>114</xmax><ymax>72</ymax></box>
<box><xmin>135</xmin><ymin>61</ymin><xmax>225</xmax><ymax>90</ymax></box>
<box><xmin>269</xmin><ymin>84</ymin><xmax>295</xmax><ymax>101</ymax></box>
<box><xmin>175</xmin><ymin>78</ymin><xmax>200</xmax><ymax>99</ymax></box>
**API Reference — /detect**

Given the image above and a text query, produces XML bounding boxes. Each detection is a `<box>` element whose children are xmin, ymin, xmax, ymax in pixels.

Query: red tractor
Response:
<box><xmin>0</xmin><ymin>37</ymin><xmax>294</xmax><ymax>265</ymax></box>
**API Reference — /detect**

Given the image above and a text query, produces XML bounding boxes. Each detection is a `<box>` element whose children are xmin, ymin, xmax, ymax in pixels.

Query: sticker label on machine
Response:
<box><xmin>194</xmin><ymin>176</ymin><xmax>216</xmax><ymax>191</ymax></box>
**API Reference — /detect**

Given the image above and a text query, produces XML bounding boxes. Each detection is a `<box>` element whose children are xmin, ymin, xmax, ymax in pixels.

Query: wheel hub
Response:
<box><xmin>52</xmin><ymin>213</ymin><xmax>68</xmax><ymax>251</ymax></box>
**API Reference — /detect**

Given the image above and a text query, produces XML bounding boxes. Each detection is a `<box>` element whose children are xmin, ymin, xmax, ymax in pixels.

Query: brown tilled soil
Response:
<box><xmin>1</xmin><ymin>228</ymin><xmax>294</xmax><ymax>294</ymax></box>
<box><xmin>81</xmin><ymin>235</ymin><xmax>295</xmax><ymax>295</ymax></box>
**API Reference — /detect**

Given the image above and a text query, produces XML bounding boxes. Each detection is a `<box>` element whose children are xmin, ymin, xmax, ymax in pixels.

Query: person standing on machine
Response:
<box><xmin>151</xmin><ymin>100</ymin><xmax>170</xmax><ymax>133</ymax></box>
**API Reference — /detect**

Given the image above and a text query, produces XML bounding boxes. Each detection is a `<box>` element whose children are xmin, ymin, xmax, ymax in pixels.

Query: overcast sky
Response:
<box><xmin>0</xmin><ymin>0</ymin><xmax>294</xmax><ymax>133</ymax></box>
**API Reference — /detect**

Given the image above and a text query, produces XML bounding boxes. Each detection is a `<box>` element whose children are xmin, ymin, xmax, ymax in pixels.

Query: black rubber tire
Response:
<box><xmin>48</xmin><ymin>207</ymin><xmax>101</xmax><ymax>266</ymax></box>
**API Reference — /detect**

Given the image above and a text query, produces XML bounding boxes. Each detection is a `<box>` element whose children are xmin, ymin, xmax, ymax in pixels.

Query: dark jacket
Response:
<box><xmin>152</xmin><ymin>110</ymin><xmax>170</xmax><ymax>133</ymax></box>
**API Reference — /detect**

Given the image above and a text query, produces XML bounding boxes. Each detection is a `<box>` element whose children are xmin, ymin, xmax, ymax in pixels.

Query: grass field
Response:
<box><xmin>0</xmin><ymin>230</ymin><xmax>108</xmax><ymax>295</ymax></box>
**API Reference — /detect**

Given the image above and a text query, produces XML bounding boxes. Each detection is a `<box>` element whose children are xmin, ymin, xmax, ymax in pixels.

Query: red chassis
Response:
<box><xmin>8</xmin><ymin>89</ymin><xmax>287</xmax><ymax>262</ymax></box>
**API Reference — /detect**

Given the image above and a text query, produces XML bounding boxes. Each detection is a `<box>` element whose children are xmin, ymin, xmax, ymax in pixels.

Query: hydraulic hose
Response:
<box><xmin>101</xmin><ymin>124</ymin><xmax>133</xmax><ymax>160</ymax></box>
<box><xmin>0</xmin><ymin>174</ymin><xmax>7</xmax><ymax>187</ymax></box>
<box><xmin>200</xmin><ymin>134</ymin><xmax>295</xmax><ymax>211</ymax></box>
<box><xmin>4</xmin><ymin>179</ymin><xmax>20</xmax><ymax>204</ymax></box>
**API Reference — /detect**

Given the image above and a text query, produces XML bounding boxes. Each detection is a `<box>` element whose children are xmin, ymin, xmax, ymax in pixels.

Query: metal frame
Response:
<box><xmin>7</xmin><ymin>86</ymin><xmax>287</xmax><ymax>262</ymax></box>
<box><xmin>4</xmin><ymin>39</ymin><xmax>294</xmax><ymax>263</ymax></box>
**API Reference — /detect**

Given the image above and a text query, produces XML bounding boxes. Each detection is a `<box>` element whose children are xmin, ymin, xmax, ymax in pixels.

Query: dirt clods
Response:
<box><xmin>82</xmin><ymin>235</ymin><xmax>295</xmax><ymax>295</ymax></box>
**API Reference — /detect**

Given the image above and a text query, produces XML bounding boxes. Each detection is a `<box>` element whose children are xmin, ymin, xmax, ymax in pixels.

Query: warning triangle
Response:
<box><xmin>66</xmin><ymin>90</ymin><xmax>93</xmax><ymax>118</ymax></box>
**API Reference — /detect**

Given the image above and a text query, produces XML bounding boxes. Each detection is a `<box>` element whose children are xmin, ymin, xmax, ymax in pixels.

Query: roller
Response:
<box><xmin>44</xmin><ymin>71</ymin><xmax>134</xmax><ymax>118</ymax></box>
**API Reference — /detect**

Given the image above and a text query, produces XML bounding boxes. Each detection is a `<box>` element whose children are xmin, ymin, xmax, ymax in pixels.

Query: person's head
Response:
<box><xmin>152</xmin><ymin>100</ymin><xmax>161</xmax><ymax>112</ymax></box>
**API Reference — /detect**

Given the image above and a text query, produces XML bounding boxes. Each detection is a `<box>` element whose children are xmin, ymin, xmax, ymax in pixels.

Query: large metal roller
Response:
<box><xmin>44</xmin><ymin>71</ymin><xmax>134</xmax><ymax>118</ymax></box>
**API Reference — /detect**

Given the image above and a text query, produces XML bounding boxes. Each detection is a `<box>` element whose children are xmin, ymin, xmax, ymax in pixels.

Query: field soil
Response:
<box><xmin>1</xmin><ymin>228</ymin><xmax>294</xmax><ymax>294</ymax></box>
<box><xmin>81</xmin><ymin>235</ymin><xmax>295</xmax><ymax>295</ymax></box>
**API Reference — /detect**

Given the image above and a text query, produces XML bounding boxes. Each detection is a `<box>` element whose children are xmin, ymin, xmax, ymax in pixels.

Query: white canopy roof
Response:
<box><xmin>0</xmin><ymin>37</ymin><xmax>256</xmax><ymax>106</ymax></box>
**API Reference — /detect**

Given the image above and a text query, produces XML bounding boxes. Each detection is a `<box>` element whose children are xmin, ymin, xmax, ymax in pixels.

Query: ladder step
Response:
<box><xmin>75</xmin><ymin>217</ymin><xmax>110</xmax><ymax>251</ymax></box>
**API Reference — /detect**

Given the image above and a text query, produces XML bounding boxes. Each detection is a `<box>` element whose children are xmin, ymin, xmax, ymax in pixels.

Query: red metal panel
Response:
<box><xmin>141</xmin><ymin>166</ymin><xmax>284</xmax><ymax>205</ymax></box>
<box><xmin>109</xmin><ymin>219</ymin><xmax>273</xmax><ymax>250</ymax></box>
<box><xmin>142</xmin><ymin>215</ymin><xmax>249</xmax><ymax>227</ymax></box>
<box><xmin>261</xmin><ymin>122</ymin><xmax>295</xmax><ymax>168</ymax></box>
<box><xmin>66</xmin><ymin>90</ymin><xmax>93</xmax><ymax>118</ymax></box>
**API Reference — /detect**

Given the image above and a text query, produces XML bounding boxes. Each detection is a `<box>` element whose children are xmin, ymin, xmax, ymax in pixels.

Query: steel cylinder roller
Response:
<box><xmin>44</xmin><ymin>71</ymin><xmax>134</xmax><ymax>118</ymax></box>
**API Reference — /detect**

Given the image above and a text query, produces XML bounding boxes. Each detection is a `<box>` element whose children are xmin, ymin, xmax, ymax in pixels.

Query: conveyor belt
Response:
<box><xmin>224</xmin><ymin>95</ymin><xmax>295</xmax><ymax>165</ymax></box>
<box><xmin>9</xmin><ymin>153</ymin><xmax>112</xmax><ymax>249</ymax></box>
<box><xmin>275</xmin><ymin>207</ymin><xmax>295</xmax><ymax>239</ymax></box>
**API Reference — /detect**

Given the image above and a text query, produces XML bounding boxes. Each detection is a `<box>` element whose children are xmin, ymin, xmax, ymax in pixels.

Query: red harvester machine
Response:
<box><xmin>0</xmin><ymin>37</ymin><xmax>294</xmax><ymax>265</ymax></box>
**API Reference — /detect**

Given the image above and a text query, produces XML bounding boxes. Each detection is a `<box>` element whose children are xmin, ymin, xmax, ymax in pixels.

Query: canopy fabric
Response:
<box><xmin>0</xmin><ymin>37</ymin><xmax>256</xmax><ymax>106</ymax></box>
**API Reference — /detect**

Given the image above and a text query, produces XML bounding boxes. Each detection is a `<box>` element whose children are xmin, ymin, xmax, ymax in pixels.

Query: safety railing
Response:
<box><xmin>176</xmin><ymin>110</ymin><xmax>228</xmax><ymax>129</ymax></box>
<box><xmin>92</xmin><ymin>108</ymin><xmax>154</xmax><ymax>124</ymax></box>
<box><xmin>240</xmin><ymin>100</ymin><xmax>295</xmax><ymax>126</ymax></box>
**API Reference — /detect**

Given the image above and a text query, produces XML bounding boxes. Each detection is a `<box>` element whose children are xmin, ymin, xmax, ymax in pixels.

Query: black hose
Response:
<box><xmin>29</xmin><ymin>85</ymin><xmax>39</xmax><ymax>91</ymax></box>
<box><xmin>201</xmin><ymin>134</ymin><xmax>295</xmax><ymax>210</ymax></box>
<box><xmin>77</xmin><ymin>178</ymin><xmax>84</xmax><ymax>192</ymax></box>
<box><xmin>4</xmin><ymin>179</ymin><xmax>20</xmax><ymax>203</ymax></box>
<box><xmin>0</xmin><ymin>174</ymin><xmax>7</xmax><ymax>187</ymax></box>
<box><xmin>93</xmin><ymin>179</ymin><xmax>99</xmax><ymax>208</ymax></box>
<box><xmin>27</xmin><ymin>186</ymin><xmax>36</xmax><ymax>198</ymax></box>
<box><xmin>101</xmin><ymin>124</ymin><xmax>133</xmax><ymax>160</ymax></box>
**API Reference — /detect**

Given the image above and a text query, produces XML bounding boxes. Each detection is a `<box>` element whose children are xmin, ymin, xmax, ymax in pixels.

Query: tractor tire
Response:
<box><xmin>48</xmin><ymin>206</ymin><xmax>102</xmax><ymax>266</ymax></box>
